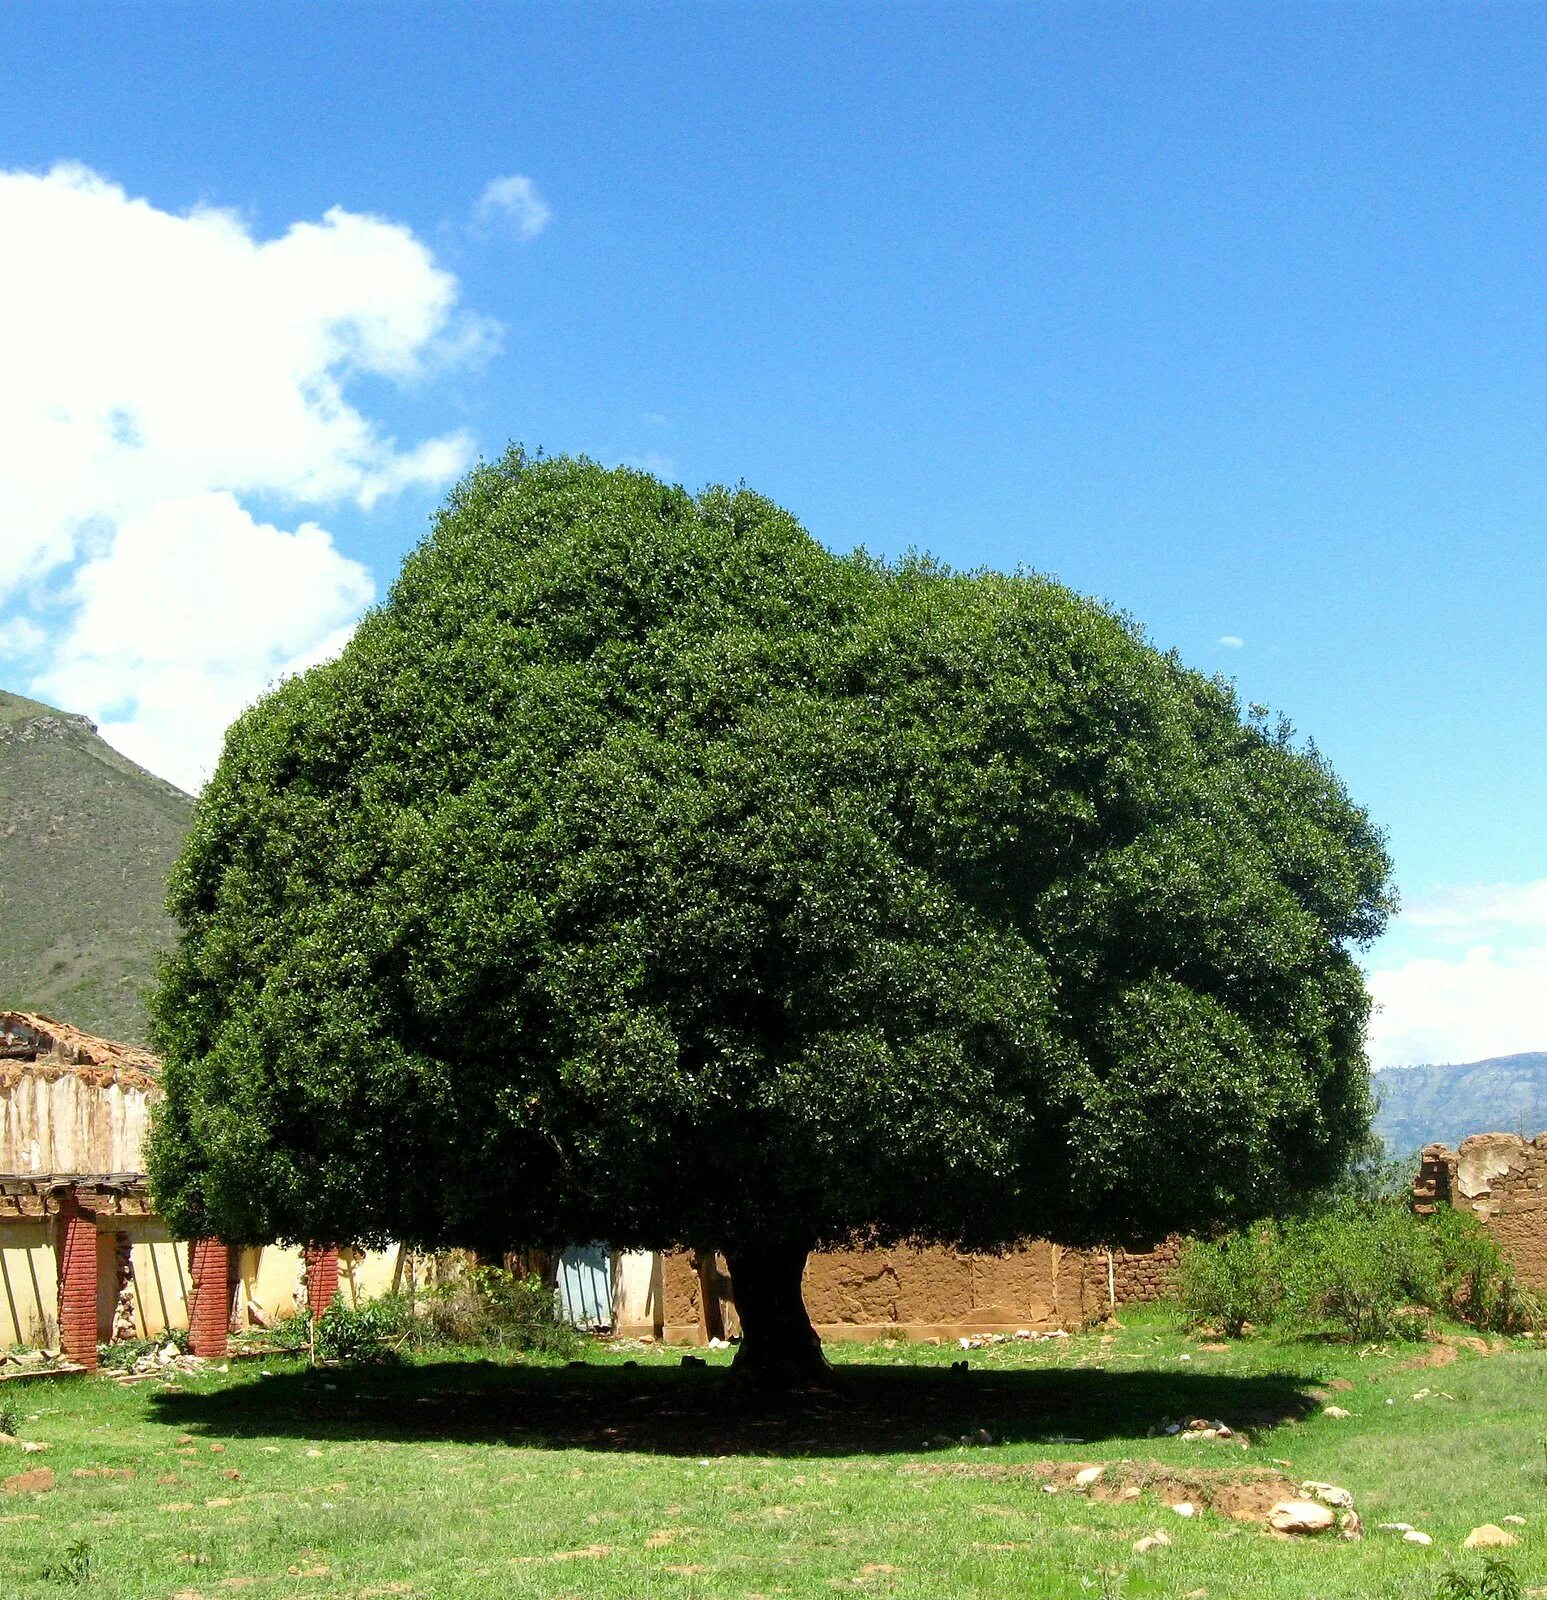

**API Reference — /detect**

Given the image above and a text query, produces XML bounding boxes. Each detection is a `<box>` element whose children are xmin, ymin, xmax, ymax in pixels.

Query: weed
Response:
<box><xmin>1434</xmin><ymin>1557</ymin><xmax>1523</xmax><ymax>1600</ymax></box>
<box><xmin>0</xmin><ymin>1398</ymin><xmax>21</xmax><ymax>1436</ymax></box>
<box><xmin>40</xmin><ymin>1538</ymin><xmax>91</xmax><ymax>1586</ymax></box>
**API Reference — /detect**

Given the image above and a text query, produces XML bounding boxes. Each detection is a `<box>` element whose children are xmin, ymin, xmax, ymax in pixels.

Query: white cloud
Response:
<box><xmin>36</xmin><ymin>494</ymin><xmax>373</xmax><ymax>791</ymax></box>
<box><xmin>621</xmin><ymin>450</ymin><xmax>679</xmax><ymax>479</ymax></box>
<box><xmin>0</xmin><ymin>618</ymin><xmax>46</xmax><ymax>661</ymax></box>
<box><xmin>1217</xmin><ymin>635</ymin><xmax>1244</xmax><ymax>648</ymax></box>
<box><xmin>0</xmin><ymin>162</ymin><xmax>490</xmax><ymax>785</ymax></box>
<box><xmin>1365</xmin><ymin>879</ymin><xmax>1547</xmax><ymax>1067</ymax></box>
<box><xmin>475</xmin><ymin>174</ymin><xmax>551</xmax><ymax>240</ymax></box>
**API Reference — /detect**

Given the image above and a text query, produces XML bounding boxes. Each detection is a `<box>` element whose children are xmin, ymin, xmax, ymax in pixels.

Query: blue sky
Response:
<box><xmin>1</xmin><ymin>3</ymin><xmax>1543</xmax><ymax>1065</ymax></box>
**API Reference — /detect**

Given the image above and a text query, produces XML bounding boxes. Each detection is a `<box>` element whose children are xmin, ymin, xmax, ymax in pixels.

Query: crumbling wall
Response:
<box><xmin>1416</xmin><ymin>1133</ymin><xmax>1547</xmax><ymax>1292</ymax></box>
<box><xmin>0</xmin><ymin>1067</ymin><xmax>156</xmax><ymax>1174</ymax></box>
<box><xmin>0</xmin><ymin>1012</ymin><xmax>159</xmax><ymax>1174</ymax></box>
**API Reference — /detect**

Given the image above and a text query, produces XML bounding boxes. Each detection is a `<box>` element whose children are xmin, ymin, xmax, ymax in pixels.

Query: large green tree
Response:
<box><xmin>149</xmin><ymin>452</ymin><xmax>1394</xmax><ymax>1380</ymax></box>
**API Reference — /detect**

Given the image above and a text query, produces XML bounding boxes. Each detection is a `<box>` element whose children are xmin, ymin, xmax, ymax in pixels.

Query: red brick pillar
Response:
<box><xmin>56</xmin><ymin>1189</ymin><xmax>99</xmax><ymax>1370</ymax></box>
<box><xmin>304</xmin><ymin>1245</ymin><xmax>340</xmax><ymax>1318</ymax></box>
<box><xmin>187</xmin><ymin>1238</ymin><xmax>232</xmax><ymax>1358</ymax></box>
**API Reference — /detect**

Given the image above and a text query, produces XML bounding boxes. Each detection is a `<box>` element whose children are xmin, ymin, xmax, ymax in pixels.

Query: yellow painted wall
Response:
<box><xmin>0</xmin><ymin>1223</ymin><xmax>57</xmax><ymax>1348</ymax></box>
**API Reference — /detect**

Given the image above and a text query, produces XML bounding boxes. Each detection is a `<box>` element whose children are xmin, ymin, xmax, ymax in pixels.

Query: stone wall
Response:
<box><xmin>1414</xmin><ymin>1132</ymin><xmax>1547</xmax><ymax>1292</ymax></box>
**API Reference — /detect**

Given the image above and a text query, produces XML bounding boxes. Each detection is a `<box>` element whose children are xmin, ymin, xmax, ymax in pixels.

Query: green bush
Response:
<box><xmin>1175</xmin><ymin>1226</ymin><xmax>1282</xmax><ymax>1336</ymax></box>
<box><xmin>311</xmin><ymin>1294</ymin><xmax>417</xmax><ymax>1363</ymax></box>
<box><xmin>1180</xmin><ymin>1195</ymin><xmax>1547</xmax><ymax>1344</ymax></box>
<box><xmin>1281</xmin><ymin>1199</ymin><xmax>1437</xmax><ymax>1342</ymax></box>
<box><xmin>256</xmin><ymin>1268</ymin><xmax>584</xmax><ymax>1363</ymax></box>
<box><xmin>0</xmin><ymin>1398</ymin><xmax>20</xmax><ymax>1437</ymax></box>
<box><xmin>1426</xmin><ymin>1207</ymin><xmax>1545</xmax><ymax>1335</ymax></box>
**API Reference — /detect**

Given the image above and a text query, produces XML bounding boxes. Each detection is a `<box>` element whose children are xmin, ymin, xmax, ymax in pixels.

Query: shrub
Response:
<box><xmin>1426</xmin><ymin>1207</ymin><xmax>1545</xmax><ymax>1335</ymax></box>
<box><xmin>1175</xmin><ymin>1226</ymin><xmax>1282</xmax><ymax>1336</ymax></box>
<box><xmin>1281</xmin><ymin>1200</ymin><xmax>1437</xmax><ymax>1342</ymax></box>
<box><xmin>420</xmin><ymin>1266</ymin><xmax>582</xmax><ymax>1357</ymax></box>
<box><xmin>0</xmin><ymin>1398</ymin><xmax>20</xmax><ymax>1437</ymax></box>
<box><xmin>311</xmin><ymin>1295</ymin><xmax>417</xmax><ymax>1363</ymax></box>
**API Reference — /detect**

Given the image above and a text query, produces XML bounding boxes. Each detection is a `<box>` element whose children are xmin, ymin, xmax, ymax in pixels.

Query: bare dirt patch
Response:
<box><xmin>900</xmin><ymin>1456</ymin><xmax>1302</xmax><ymax>1521</ymax></box>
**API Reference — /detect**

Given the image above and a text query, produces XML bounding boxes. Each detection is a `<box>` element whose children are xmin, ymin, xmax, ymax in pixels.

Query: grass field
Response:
<box><xmin>1</xmin><ymin>1309</ymin><xmax>1542</xmax><ymax>1599</ymax></box>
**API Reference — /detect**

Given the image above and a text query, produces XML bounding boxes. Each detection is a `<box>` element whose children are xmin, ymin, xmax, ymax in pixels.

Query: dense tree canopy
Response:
<box><xmin>149</xmin><ymin>452</ymin><xmax>1394</xmax><ymax>1373</ymax></box>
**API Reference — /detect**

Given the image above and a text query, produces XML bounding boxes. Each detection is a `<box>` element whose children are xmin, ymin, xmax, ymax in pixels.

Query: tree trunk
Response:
<box><xmin>724</xmin><ymin>1242</ymin><xmax>829</xmax><ymax>1386</ymax></box>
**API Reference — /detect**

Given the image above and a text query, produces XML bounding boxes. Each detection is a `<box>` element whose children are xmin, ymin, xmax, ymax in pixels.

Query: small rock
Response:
<box><xmin>1300</xmin><ymin>1481</ymin><xmax>1354</xmax><ymax>1509</ymax></box>
<box><xmin>304</xmin><ymin>1449</ymin><xmax>323</xmax><ymax>1459</ymax></box>
<box><xmin>1340</xmin><ymin>1511</ymin><xmax>1363</xmax><ymax>1540</ymax></box>
<box><xmin>1267</xmin><ymin>1499</ymin><xmax>1336</xmax><ymax>1535</ymax></box>
<box><xmin>1169</xmin><ymin>1502</ymin><xmax>1196</xmax><ymax>1518</ymax></box>
<box><xmin>1402</xmin><ymin>1530</ymin><xmax>1432</xmax><ymax>1546</ymax></box>
<box><xmin>1377</xmin><ymin>1523</ymin><xmax>1413</xmax><ymax>1533</ymax></box>
<box><xmin>1073</xmin><ymin>1466</ymin><xmax>1104</xmax><ymax>1487</ymax></box>
<box><xmin>1323</xmin><ymin>1405</ymin><xmax>1351</xmax><ymax>1418</ymax></box>
<box><xmin>1463</xmin><ymin>1525</ymin><xmax>1519</xmax><ymax>1549</ymax></box>
<box><xmin>1504</xmin><ymin>1515</ymin><xmax>1527</xmax><ymax>1525</ymax></box>
<box><xmin>1120</xmin><ymin>1486</ymin><xmax>1141</xmax><ymax>1501</ymax></box>
<box><xmin>19</xmin><ymin>1441</ymin><xmax>48</xmax><ymax>1454</ymax></box>
<box><xmin>1133</xmin><ymin>1530</ymin><xmax>1172</xmax><ymax>1553</ymax></box>
<box><xmin>969</xmin><ymin>1428</ymin><xmax>993</xmax><ymax>1446</ymax></box>
<box><xmin>680</xmin><ymin>1355</ymin><xmax>705</xmax><ymax>1369</ymax></box>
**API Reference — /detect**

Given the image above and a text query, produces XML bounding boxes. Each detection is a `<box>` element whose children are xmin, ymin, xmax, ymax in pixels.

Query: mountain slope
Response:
<box><xmin>0</xmin><ymin>690</ymin><xmax>192</xmax><ymax>1045</ymax></box>
<box><xmin>1373</xmin><ymin>1053</ymin><xmax>1547</xmax><ymax>1157</ymax></box>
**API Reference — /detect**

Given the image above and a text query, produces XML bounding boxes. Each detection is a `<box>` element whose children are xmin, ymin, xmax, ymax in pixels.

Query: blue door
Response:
<box><xmin>556</xmin><ymin>1243</ymin><xmax>612</xmax><ymax>1330</ymax></box>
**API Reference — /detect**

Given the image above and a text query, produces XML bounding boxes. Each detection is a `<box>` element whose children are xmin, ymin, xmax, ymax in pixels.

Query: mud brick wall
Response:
<box><xmin>1415</xmin><ymin>1133</ymin><xmax>1547</xmax><ymax>1292</ymax></box>
<box><xmin>657</xmin><ymin>1236</ymin><xmax>1181</xmax><ymax>1344</ymax></box>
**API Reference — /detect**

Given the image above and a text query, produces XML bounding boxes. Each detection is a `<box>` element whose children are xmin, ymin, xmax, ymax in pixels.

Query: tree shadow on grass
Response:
<box><xmin>149</xmin><ymin>1359</ymin><xmax>1324</xmax><ymax>1458</ymax></box>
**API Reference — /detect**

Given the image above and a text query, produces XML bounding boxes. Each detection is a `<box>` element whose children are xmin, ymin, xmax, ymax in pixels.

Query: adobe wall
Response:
<box><xmin>1415</xmin><ymin>1133</ymin><xmax>1547</xmax><ymax>1292</ymax></box>
<box><xmin>647</xmin><ymin>1238</ymin><xmax>1181</xmax><ymax>1344</ymax></box>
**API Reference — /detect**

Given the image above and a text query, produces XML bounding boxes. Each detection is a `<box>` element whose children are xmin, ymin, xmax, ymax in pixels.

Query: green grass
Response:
<box><xmin>0</xmin><ymin>687</ymin><xmax>191</xmax><ymax>1044</ymax></box>
<box><xmin>0</xmin><ymin>1309</ymin><xmax>1541</xmax><ymax>1599</ymax></box>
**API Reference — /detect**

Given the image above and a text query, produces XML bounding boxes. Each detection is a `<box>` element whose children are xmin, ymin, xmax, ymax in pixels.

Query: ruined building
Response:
<box><xmin>0</xmin><ymin>1012</ymin><xmax>397</xmax><ymax>1366</ymax></box>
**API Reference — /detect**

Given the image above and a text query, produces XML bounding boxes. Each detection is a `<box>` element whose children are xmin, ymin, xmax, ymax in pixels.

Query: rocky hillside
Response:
<box><xmin>0</xmin><ymin>689</ymin><xmax>191</xmax><ymax>1045</ymax></box>
<box><xmin>1373</xmin><ymin>1053</ymin><xmax>1547</xmax><ymax>1157</ymax></box>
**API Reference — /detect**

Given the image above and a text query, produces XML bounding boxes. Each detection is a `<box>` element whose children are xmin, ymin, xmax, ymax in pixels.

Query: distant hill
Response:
<box><xmin>0</xmin><ymin>689</ymin><xmax>191</xmax><ymax>1045</ymax></box>
<box><xmin>1373</xmin><ymin>1053</ymin><xmax>1547</xmax><ymax>1158</ymax></box>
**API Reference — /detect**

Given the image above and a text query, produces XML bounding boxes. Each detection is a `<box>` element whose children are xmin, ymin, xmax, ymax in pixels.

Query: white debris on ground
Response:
<box><xmin>108</xmin><ymin>1343</ymin><xmax>210</xmax><ymax>1384</ymax></box>
<box><xmin>955</xmin><ymin>1329</ymin><xmax>1070</xmax><ymax>1351</ymax></box>
<box><xmin>1148</xmin><ymin>1416</ymin><xmax>1250</xmax><ymax>1447</ymax></box>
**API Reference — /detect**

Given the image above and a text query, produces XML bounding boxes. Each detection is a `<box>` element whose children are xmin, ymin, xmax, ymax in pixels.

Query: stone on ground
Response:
<box><xmin>1267</xmin><ymin>1499</ymin><xmax>1336</xmax><ymax>1534</ymax></box>
<box><xmin>1463</xmin><ymin>1524</ymin><xmax>1519</xmax><ymax>1549</ymax></box>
